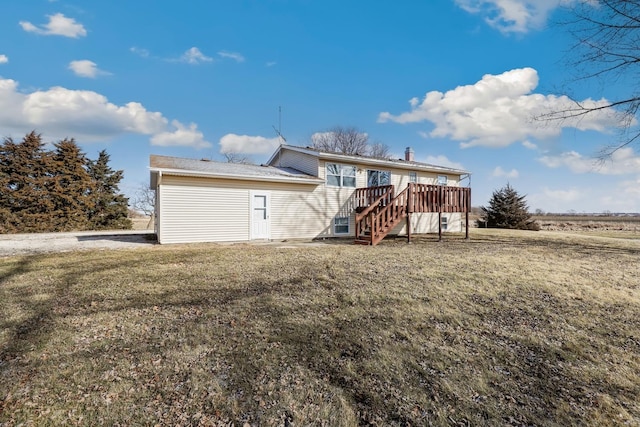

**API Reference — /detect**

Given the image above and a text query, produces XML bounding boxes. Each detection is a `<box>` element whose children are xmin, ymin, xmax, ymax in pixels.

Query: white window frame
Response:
<box><xmin>441</xmin><ymin>216</ymin><xmax>448</xmax><ymax>231</ymax></box>
<box><xmin>334</xmin><ymin>216</ymin><xmax>350</xmax><ymax>235</ymax></box>
<box><xmin>367</xmin><ymin>169</ymin><xmax>391</xmax><ymax>187</ymax></box>
<box><xmin>409</xmin><ymin>171</ymin><xmax>417</xmax><ymax>183</ymax></box>
<box><xmin>326</xmin><ymin>163</ymin><xmax>356</xmax><ymax>188</ymax></box>
<box><xmin>437</xmin><ymin>175</ymin><xmax>448</xmax><ymax>186</ymax></box>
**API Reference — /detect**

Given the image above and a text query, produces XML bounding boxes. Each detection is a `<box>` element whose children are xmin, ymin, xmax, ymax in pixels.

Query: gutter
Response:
<box><xmin>275</xmin><ymin>144</ymin><xmax>470</xmax><ymax>175</ymax></box>
<box><xmin>149</xmin><ymin>167</ymin><xmax>324</xmax><ymax>185</ymax></box>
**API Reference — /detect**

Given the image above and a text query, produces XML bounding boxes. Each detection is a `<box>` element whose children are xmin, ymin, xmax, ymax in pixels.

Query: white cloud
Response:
<box><xmin>522</xmin><ymin>140</ymin><xmax>537</xmax><ymax>150</ymax></box>
<box><xmin>20</xmin><ymin>13</ymin><xmax>87</xmax><ymax>38</ymax></box>
<box><xmin>180</xmin><ymin>47</ymin><xmax>213</xmax><ymax>64</ymax></box>
<box><xmin>424</xmin><ymin>155</ymin><xmax>465</xmax><ymax>170</ymax></box>
<box><xmin>543</xmin><ymin>187</ymin><xmax>582</xmax><ymax>202</ymax></box>
<box><xmin>0</xmin><ymin>55</ymin><xmax>8</xmax><ymax>64</ymax></box>
<box><xmin>527</xmin><ymin>186</ymin><xmax>583</xmax><ymax>212</ymax></box>
<box><xmin>151</xmin><ymin>121</ymin><xmax>211</xmax><ymax>148</ymax></box>
<box><xmin>530</xmin><ymin>181</ymin><xmax>640</xmax><ymax>213</ymax></box>
<box><xmin>492</xmin><ymin>166</ymin><xmax>519</xmax><ymax>178</ymax></box>
<box><xmin>417</xmin><ymin>130</ymin><xmax>429</xmax><ymax>139</ymax></box>
<box><xmin>68</xmin><ymin>60</ymin><xmax>110</xmax><ymax>78</ymax></box>
<box><xmin>266</xmin><ymin>61</ymin><xmax>277</xmax><ymax>67</ymax></box>
<box><xmin>311</xmin><ymin>131</ymin><xmax>331</xmax><ymax>143</ymax></box>
<box><xmin>538</xmin><ymin>147</ymin><xmax>640</xmax><ymax>175</ymax></box>
<box><xmin>602</xmin><ymin>177</ymin><xmax>640</xmax><ymax>211</ymax></box>
<box><xmin>130</xmin><ymin>46</ymin><xmax>150</xmax><ymax>58</ymax></box>
<box><xmin>218</xmin><ymin>51</ymin><xmax>245</xmax><ymax>63</ymax></box>
<box><xmin>378</xmin><ymin>67</ymin><xmax>620</xmax><ymax>149</ymax></box>
<box><xmin>219</xmin><ymin>134</ymin><xmax>281</xmax><ymax>155</ymax></box>
<box><xmin>0</xmin><ymin>77</ymin><xmax>209</xmax><ymax>148</ymax></box>
<box><xmin>455</xmin><ymin>0</ymin><xmax>573</xmax><ymax>33</ymax></box>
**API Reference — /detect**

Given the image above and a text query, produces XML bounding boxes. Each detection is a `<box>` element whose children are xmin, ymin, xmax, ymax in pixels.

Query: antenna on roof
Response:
<box><xmin>272</xmin><ymin>106</ymin><xmax>286</xmax><ymax>143</ymax></box>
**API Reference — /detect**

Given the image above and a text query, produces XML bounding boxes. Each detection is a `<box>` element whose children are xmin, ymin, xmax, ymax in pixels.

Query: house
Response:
<box><xmin>149</xmin><ymin>145</ymin><xmax>471</xmax><ymax>245</ymax></box>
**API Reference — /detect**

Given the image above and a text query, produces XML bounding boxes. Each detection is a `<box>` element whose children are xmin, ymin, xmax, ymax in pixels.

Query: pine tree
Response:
<box><xmin>49</xmin><ymin>139</ymin><xmax>95</xmax><ymax>231</ymax></box>
<box><xmin>480</xmin><ymin>184</ymin><xmax>539</xmax><ymax>231</ymax></box>
<box><xmin>0</xmin><ymin>132</ymin><xmax>55</xmax><ymax>232</ymax></box>
<box><xmin>87</xmin><ymin>150</ymin><xmax>132</xmax><ymax>230</ymax></box>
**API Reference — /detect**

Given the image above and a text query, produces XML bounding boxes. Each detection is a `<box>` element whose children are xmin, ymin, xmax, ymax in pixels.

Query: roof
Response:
<box><xmin>149</xmin><ymin>155</ymin><xmax>324</xmax><ymax>185</ymax></box>
<box><xmin>268</xmin><ymin>144</ymin><xmax>470</xmax><ymax>175</ymax></box>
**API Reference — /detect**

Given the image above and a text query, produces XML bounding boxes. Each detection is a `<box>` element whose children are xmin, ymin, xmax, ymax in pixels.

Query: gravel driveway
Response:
<box><xmin>0</xmin><ymin>230</ymin><xmax>156</xmax><ymax>257</ymax></box>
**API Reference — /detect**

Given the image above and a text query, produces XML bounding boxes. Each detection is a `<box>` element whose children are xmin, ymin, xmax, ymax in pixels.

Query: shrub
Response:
<box><xmin>478</xmin><ymin>184</ymin><xmax>540</xmax><ymax>231</ymax></box>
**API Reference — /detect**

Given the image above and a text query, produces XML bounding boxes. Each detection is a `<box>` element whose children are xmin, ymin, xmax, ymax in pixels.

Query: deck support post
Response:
<box><xmin>406</xmin><ymin>183</ymin><xmax>412</xmax><ymax>243</ymax></box>
<box><xmin>465</xmin><ymin>187</ymin><xmax>471</xmax><ymax>241</ymax></box>
<box><xmin>465</xmin><ymin>210</ymin><xmax>470</xmax><ymax>240</ymax></box>
<box><xmin>354</xmin><ymin>184</ymin><xmax>471</xmax><ymax>246</ymax></box>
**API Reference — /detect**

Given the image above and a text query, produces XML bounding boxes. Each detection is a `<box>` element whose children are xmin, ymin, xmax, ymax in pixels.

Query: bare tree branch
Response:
<box><xmin>311</xmin><ymin>126</ymin><xmax>369</xmax><ymax>155</ymax></box>
<box><xmin>223</xmin><ymin>152</ymin><xmax>254</xmax><ymax>164</ymax></box>
<box><xmin>368</xmin><ymin>142</ymin><xmax>392</xmax><ymax>160</ymax></box>
<box><xmin>542</xmin><ymin>0</ymin><xmax>640</xmax><ymax>157</ymax></box>
<box><xmin>131</xmin><ymin>183</ymin><xmax>155</xmax><ymax>229</ymax></box>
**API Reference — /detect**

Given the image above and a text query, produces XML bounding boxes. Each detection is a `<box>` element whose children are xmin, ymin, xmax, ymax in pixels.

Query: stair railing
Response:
<box><xmin>369</xmin><ymin>184</ymin><xmax>412</xmax><ymax>245</ymax></box>
<box><xmin>354</xmin><ymin>185</ymin><xmax>394</xmax><ymax>242</ymax></box>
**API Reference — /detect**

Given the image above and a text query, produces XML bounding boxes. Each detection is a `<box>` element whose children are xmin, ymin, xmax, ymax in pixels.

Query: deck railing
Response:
<box><xmin>407</xmin><ymin>184</ymin><xmax>471</xmax><ymax>214</ymax></box>
<box><xmin>354</xmin><ymin>185</ymin><xmax>394</xmax><ymax>211</ymax></box>
<box><xmin>355</xmin><ymin>183</ymin><xmax>471</xmax><ymax>245</ymax></box>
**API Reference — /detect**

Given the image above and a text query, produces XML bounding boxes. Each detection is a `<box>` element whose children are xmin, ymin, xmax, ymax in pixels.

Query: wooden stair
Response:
<box><xmin>354</xmin><ymin>185</ymin><xmax>410</xmax><ymax>246</ymax></box>
<box><xmin>354</xmin><ymin>183</ymin><xmax>471</xmax><ymax>246</ymax></box>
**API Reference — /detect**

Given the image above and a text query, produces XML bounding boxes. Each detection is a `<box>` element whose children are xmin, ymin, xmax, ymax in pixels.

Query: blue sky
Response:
<box><xmin>1</xmin><ymin>0</ymin><xmax>639</xmax><ymax>212</ymax></box>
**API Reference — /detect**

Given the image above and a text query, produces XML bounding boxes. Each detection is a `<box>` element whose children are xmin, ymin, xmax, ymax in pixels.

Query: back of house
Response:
<box><xmin>149</xmin><ymin>145</ymin><xmax>471</xmax><ymax>245</ymax></box>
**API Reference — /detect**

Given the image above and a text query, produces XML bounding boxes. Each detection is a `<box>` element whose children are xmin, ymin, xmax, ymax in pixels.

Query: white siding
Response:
<box><xmin>273</xmin><ymin>150</ymin><xmax>319</xmax><ymax>176</ymax></box>
<box><xmin>157</xmin><ymin>158</ymin><xmax>466</xmax><ymax>244</ymax></box>
<box><xmin>157</xmin><ymin>175</ymin><xmax>359</xmax><ymax>243</ymax></box>
<box><xmin>318</xmin><ymin>160</ymin><xmax>465</xmax><ymax>236</ymax></box>
<box><xmin>159</xmin><ymin>177</ymin><xmax>250</xmax><ymax>244</ymax></box>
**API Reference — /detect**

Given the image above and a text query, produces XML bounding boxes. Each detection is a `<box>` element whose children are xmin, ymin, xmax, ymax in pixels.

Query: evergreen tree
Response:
<box><xmin>49</xmin><ymin>139</ymin><xmax>95</xmax><ymax>231</ymax></box>
<box><xmin>479</xmin><ymin>184</ymin><xmax>539</xmax><ymax>231</ymax></box>
<box><xmin>0</xmin><ymin>131</ymin><xmax>54</xmax><ymax>232</ymax></box>
<box><xmin>87</xmin><ymin>150</ymin><xmax>132</xmax><ymax>230</ymax></box>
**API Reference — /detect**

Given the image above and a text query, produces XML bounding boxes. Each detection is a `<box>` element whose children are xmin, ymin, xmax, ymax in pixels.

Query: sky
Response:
<box><xmin>1</xmin><ymin>0</ymin><xmax>639</xmax><ymax>213</ymax></box>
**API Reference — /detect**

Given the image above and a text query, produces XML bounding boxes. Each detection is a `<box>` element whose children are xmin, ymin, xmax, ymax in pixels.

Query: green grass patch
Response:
<box><xmin>1</xmin><ymin>230</ymin><xmax>639</xmax><ymax>426</ymax></box>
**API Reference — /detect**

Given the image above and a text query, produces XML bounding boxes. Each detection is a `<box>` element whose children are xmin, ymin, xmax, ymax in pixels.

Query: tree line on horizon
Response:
<box><xmin>0</xmin><ymin>131</ymin><xmax>131</xmax><ymax>233</ymax></box>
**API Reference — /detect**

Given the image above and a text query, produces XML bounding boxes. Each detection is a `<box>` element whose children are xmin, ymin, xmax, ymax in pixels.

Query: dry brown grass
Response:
<box><xmin>1</xmin><ymin>229</ymin><xmax>639</xmax><ymax>426</ymax></box>
<box><xmin>532</xmin><ymin>215</ymin><xmax>640</xmax><ymax>238</ymax></box>
<box><xmin>130</xmin><ymin>217</ymin><xmax>154</xmax><ymax>231</ymax></box>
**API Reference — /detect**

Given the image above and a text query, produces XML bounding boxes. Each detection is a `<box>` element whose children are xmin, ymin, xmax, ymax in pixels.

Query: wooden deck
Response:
<box><xmin>354</xmin><ymin>184</ymin><xmax>471</xmax><ymax>246</ymax></box>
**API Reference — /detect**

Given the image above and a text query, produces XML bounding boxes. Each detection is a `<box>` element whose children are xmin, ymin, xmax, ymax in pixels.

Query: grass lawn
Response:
<box><xmin>1</xmin><ymin>230</ymin><xmax>639</xmax><ymax>426</ymax></box>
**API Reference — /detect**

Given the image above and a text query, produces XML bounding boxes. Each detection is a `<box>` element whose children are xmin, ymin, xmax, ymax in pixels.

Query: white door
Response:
<box><xmin>250</xmin><ymin>191</ymin><xmax>270</xmax><ymax>239</ymax></box>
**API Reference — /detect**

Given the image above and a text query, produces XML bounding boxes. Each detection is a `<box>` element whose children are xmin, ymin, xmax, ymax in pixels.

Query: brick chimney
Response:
<box><xmin>405</xmin><ymin>147</ymin><xmax>414</xmax><ymax>162</ymax></box>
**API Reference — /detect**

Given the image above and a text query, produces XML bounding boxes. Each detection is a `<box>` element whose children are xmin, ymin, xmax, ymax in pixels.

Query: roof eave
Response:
<box><xmin>276</xmin><ymin>144</ymin><xmax>469</xmax><ymax>175</ymax></box>
<box><xmin>149</xmin><ymin>167</ymin><xmax>324</xmax><ymax>185</ymax></box>
<box><xmin>317</xmin><ymin>152</ymin><xmax>469</xmax><ymax>175</ymax></box>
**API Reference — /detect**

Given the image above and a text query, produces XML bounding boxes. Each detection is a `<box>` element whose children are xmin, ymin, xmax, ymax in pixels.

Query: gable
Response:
<box><xmin>267</xmin><ymin>148</ymin><xmax>319</xmax><ymax>176</ymax></box>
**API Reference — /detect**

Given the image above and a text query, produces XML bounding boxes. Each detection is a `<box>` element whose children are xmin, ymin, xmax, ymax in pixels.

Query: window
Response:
<box><xmin>437</xmin><ymin>175</ymin><xmax>448</xmax><ymax>186</ymax></box>
<box><xmin>367</xmin><ymin>170</ymin><xmax>391</xmax><ymax>187</ymax></box>
<box><xmin>441</xmin><ymin>216</ymin><xmax>448</xmax><ymax>231</ymax></box>
<box><xmin>409</xmin><ymin>171</ymin><xmax>417</xmax><ymax>183</ymax></box>
<box><xmin>326</xmin><ymin>163</ymin><xmax>356</xmax><ymax>187</ymax></box>
<box><xmin>253</xmin><ymin>195</ymin><xmax>267</xmax><ymax>220</ymax></box>
<box><xmin>334</xmin><ymin>216</ymin><xmax>349</xmax><ymax>234</ymax></box>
